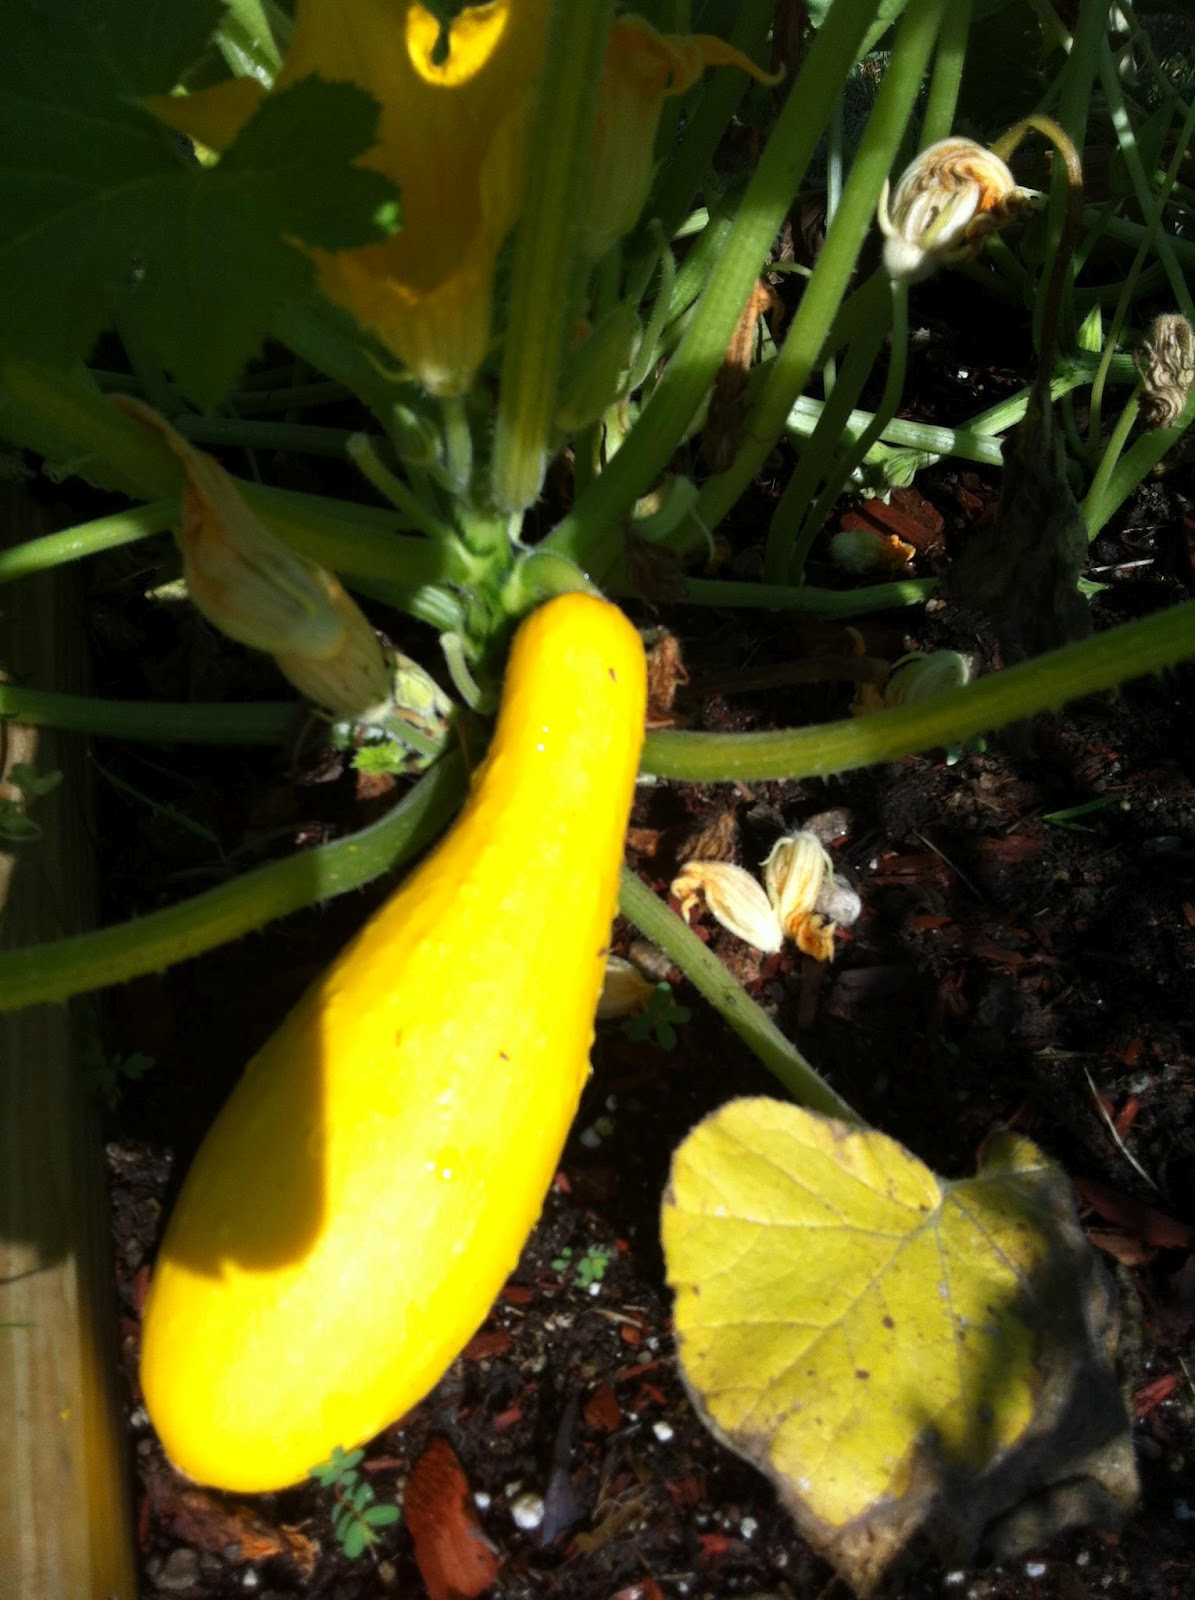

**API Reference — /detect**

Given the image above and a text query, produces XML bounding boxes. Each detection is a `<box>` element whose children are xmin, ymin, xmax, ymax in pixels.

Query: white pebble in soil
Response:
<box><xmin>651</xmin><ymin>1420</ymin><xmax>674</xmax><ymax>1442</ymax></box>
<box><xmin>510</xmin><ymin>1490</ymin><xmax>546</xmax><ymax>1531</ymax></box>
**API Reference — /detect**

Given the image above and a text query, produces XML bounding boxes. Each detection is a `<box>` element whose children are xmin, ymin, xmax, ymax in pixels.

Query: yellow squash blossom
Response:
<box><xmin>151</xmin><ymin>0</ymin><xmax>550</xmax><ymax>397</ymax></box>
<box><xmin>151</xmin><ymin>3</ymin><xmax>774</xmax><ymax>394</ymax></box>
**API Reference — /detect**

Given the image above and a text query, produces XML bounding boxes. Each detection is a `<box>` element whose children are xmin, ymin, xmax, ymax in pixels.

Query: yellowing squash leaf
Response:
<box><xmin>662</xmin><ymin>1099</ymin><xmax>1137</xmax><ymax>1595</ymax></box>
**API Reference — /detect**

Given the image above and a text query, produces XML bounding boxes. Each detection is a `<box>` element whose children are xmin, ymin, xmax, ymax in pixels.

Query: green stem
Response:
<box><xmin>643</xmin><ymin>0</ymin><xmax>776</xmax><ymax>246</ymax></box>
<box><xmin>0</xmin><ymin>502</ymin><xmax>174</xmax><ymax>584</ymax></box>
<box><xmin>175</xmin><ymin>416</ymin><xmax>355</xmax><ymax>457</ymax></box>
<box><xmin>607</xmin><ymin>574</ymin><xmax>937</xmax><ymax>617</ymax></box>
<box><xmin>1097</xmin><ymin>36</ymin><xmax>1195</xmax><ymax>326</ymax></box>
<box><xmin>1082</xmin><ymin>385</ymin><xmax>1142</xmax><ymax>537</ymax></box>
<box><xmin>787</xmin><ymin>279</ymin><xmax>910</xmax><ymax>580</ymax></box>
<box><xmin>0</xmin><ymin>752</ymin><xmax>467</xmax><ymax>1012</ymax></box>
<box><xmin>0</xmin><ymin>688</ymin><xmax>296</xmax><ymax>744</ymax></box>
<box><xmin>641</xmin><ymin>598</ymin><xmax>1195</xmax><ymax>781</ymax></box>
<box><xmin>920</xmin><ymin>0</ymin><xmax>971</xmax><ymax>146</ymax></box>
<box><xmin>618</xmin><ymin>867</ymin><xmax>860</xmax><ymax>1122</ymax></box>
<box><xmin>0</xmin><ymin>362</ymin><xmax>182</xmax><ymax>500</ymax></box>
<box><xmin>492</xmin><ymin>0</ymin><xmax>611</xmax><ymax>512</ymax></box>
<box><xmin>542</xmin><ymin>0</ymin><xmax>884</xmax><ymax>573</ymax></box>
<box><xmin>711</xmin><ymin>0</ymin><xmax>946</xmax><ymax>562</ymax></box>
<box><xmin>766</xmin><ymin>282</ymin><xmax>890</xmax><ymax>573</ymax></box>
<box><xmin>1083</xmin><ymin>395</ymin><xmax>1195</xmax><ymax>532</ymax></box>
<box><xmin>345</xmin><ymin>434</ymin><xmax>457</xmax><ymax>544</ymax></box>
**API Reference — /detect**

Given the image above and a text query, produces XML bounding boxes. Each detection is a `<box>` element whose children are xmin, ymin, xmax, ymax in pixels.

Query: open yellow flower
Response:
<box><xmin>151</xmin><ymin>4</ymin><xmax>775</xmax><ymax>394</ymax></box>
<box><xmin>583</xmin><ymin>19</ymin><xmax>781</xmax><ymax>260</ymax></box>
<box><xmin>151</xmin><ymin>0</ymin><xmax>550</xmax><ymax>397</ymax></box>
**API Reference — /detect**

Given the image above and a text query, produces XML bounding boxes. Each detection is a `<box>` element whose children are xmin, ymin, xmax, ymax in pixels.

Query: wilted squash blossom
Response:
<box><xmin>878</xmin><ymin>137</ymin><xmax>1037</xmax><ymax>284</ymax></box>
<box><xmin>581</xmin><ymin>20</ymin><xmax>782</xmax><ymax>260</ymax></box>
<box><xmin>762</xmin><ymin>831</ymin><xmax>832</xmax><ymax>942</ymax></box>
<box><xmin>1138</xmin><ymin>313</ymin><xmax>1195</xmax><ymax>429</ymax></box>
<box><xmin>829</xmin><ymin>526</ymin><xmax>915</xmax><ymax>575</ymax></box>
<box><xmin>112</xmin><ymin>397</ymin><xmax>391</xmax><ymax>719</ymax></box>
<box><xmin>596</xmin><ymin>954</ymin><xmax>656</xmax><ymax>1020</ymax></box>
<box><xmin>670</xmin><ymin>861</ymin><xmax>784</xmax><ymax>954</ymax></box>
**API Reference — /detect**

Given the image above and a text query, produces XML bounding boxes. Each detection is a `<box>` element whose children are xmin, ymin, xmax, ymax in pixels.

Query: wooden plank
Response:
<box><xmin>1</xmin><ymin>487</ymin><xmax>137</xmax><ymax>1598</ymax></box>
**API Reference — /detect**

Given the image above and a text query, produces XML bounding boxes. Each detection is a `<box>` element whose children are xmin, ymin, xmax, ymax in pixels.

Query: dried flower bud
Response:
<box><xmin>111</xmin><ymin>396</ymin><xmax>390</xmax><ymax>718</ymax></box>
<box><xmin>792</xmin><ymin>913</ymin><xmax>836</xmax><ymax>963</ymax></box>
<box><xmin>878</xmin><ymin>137</ymin><xmax>1037</xmax><ymax>284</ymax></box>
<box><xmin>1138</xmin><ymin>313</ymin><xmax>1195</xmax><ymax>429</ymax></box>
<box><xmin>670</xmin><ymin>861</ymin><xmax>783</xmax><ymax>954</ymax></box>
<box><xmin>882</xmin><ymin>650</ymin><xmax>970</xmax><ymax>708</ymax></box>
<box><xmin>829</xmin><ymin>527</ymin><xmax>916</xmax><ymax>575</ymax></box>
<box><xmin>596</xmin><ymin>955</ymin><xmax>657</xmax><ymax>1021</ymax></box>
<box><xmin>762</xmin><ymin>831</ymin><xmax>833</xmax><ymax>941</ymax></box>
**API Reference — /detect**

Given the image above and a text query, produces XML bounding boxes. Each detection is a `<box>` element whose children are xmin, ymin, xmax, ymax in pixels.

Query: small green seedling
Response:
<box><xmin>0</xmin><ymin>762</ymin><xmax>63</xmax><ymax>843</ymax></box>
<box><xmin>552</xmin><ymin>1242</ymin><xmax>615</xmax><ymax>1287</ymax></box>
<box><xmin>309</xmin><ymin>1445</ymin><xmax>400</xmax><ymax>1560</ymax></box>
<box><xmin>1042</xmin><ymin>796</ymin><xmax>1119</xmax><ymax>832</ymax></box>
<box><xmin>622</xmin><ymin>981</ymin><xmax>691</xmax><ymax>1050</ymax></box>
<box><xmin>80</xmin><ymin>1042</ymin><xmax>155</xmax><ymax>1110</ymax></box>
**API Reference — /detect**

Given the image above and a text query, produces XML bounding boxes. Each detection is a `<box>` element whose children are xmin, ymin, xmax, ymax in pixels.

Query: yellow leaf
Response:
<box><xmin>662</xmin><ymin>1099</ymin><xmax>1137</xmax><ymax>1595</ymax></box>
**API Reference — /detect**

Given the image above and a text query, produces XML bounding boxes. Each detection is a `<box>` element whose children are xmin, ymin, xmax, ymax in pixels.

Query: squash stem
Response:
<box><xmin>618</xmin><ymin>868</ymin><xmax>863</xmax><ymax>1124</ymax></box>
<box><xmin>641</xmin><ymin>597</ymin><xmax>1195</xmax><ymax>783</ymax></box>
<box><xmin>0</xmin><ymin>752</ymin><xmax>468</xmax><ymax>1011</ymax></box>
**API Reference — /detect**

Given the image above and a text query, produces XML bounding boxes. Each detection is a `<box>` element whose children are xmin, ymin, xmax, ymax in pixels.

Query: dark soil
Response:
<box><xmin>84</xmin><ymin>285</ymin><xmax>1195</xmax><ymax>1600</ymax></box>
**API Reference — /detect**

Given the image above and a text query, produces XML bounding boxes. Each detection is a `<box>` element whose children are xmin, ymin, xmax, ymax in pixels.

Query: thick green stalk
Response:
<box><xmin>1097</xmin><ymin>35</ymin><xmax>1195</xmax><ymax>326</ymax></box>
<box><xmin>766</xmin><ymin>290</ymin><xmax>889</xmax><ymax>566</ymax></box>
<box><xmin>618</xmin><ymin>868</ymin><xmax>860</xmax><ymax>1123</ymax></box>
<box><xmin>542</xmin><ymin>0</ymin><xmax>882</xmax><ymax>574</ymax></box>
<box><xmin>709</xmin><ymin>0</ymin><xmax>947</xmax><ymax>571</ymax></box>
<box><xmin>492</xmin><ymin>1</ymin><xmax>611</xmax><ymax>511</ymax></box>
<box><xmin>0</xmin><ymin>688</ymin><xmax>296</xmax><ymax>744</ymax></box>
<box><xmin>920</xmin><ymin>0</ymin><xmax>971</xmax><ymax>146</ymax></box>
<box><xmin>641</xmin><ymin>599</ymin><xmax>1195</xmax><ymax>781</ymax></box>
<box><xmin>175</xmin><ymin>417</ymin><xmax>355</xmax><ymax>457</ymax></box>
<box><xmin>0</xmin><ymin>752</ymin><xmax>466</xmax><ymax>1012</ymax></box>
<box><xmin>0</xmin><ymin>502</ymin><xmax>174</xmax><ymax>584</ymax></box>
<box><xmin>644</xmin><ymin>0</ymin><xmax>776</xmax><ymax>246</ymax></box>
<box><xmin>0</xmin><ymin>360</ymin><xmax>473</xmax><ymax>591</ymax></box>
<box><xmin>0</xmin><ymin>362</ymin><xmax>182</xmax><ymax>499</ymax></box>
<box><xmin>609</xmin><ymin>575</ymin><xmax>937</xmax><ymax>617</ymax></box>
<box><xmin>786</xmin><ymin>280</ymin><xmax>910</xmax><ymax>580</ymax></box>
<box><xmin>1083</xmin><ymin>395</ymin><xmax>1195</xmax><ymax>533</ymax></box>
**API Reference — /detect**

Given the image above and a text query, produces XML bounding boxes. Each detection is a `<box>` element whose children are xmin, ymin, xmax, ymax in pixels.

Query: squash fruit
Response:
<box><xmin>140</xmin><ymin>593</ymin><xmax>646</xmax><ymax>1491</ymax></box>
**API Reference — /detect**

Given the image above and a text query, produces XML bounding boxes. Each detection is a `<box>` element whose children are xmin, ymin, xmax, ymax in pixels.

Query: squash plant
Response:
<box><xmin>2</xmin><ymin>0</ymin><xmax>1194</xmax><ymax>1590</ymax></box>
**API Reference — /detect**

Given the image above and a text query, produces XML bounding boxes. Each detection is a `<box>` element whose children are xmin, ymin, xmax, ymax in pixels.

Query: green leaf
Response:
<box><xmin>0</xmin><ymin>3</ymin><xmax>398</xmax><ymax>404</ymax></box>
<box><xmin>341</xmin><ymin>1521</ymin><xmax>369</xmax><ymax>1560</ymax></box>
<box><xmin>364</xmin><ymin>1503</ymin><xmax>400</xmax><ymax>1528</ymax></box>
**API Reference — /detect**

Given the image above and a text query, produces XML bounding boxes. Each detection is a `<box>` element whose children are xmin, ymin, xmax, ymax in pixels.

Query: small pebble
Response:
<box><xmin>652</xmin><ymin>1420</ymin><xmax>674</xmax><ymax>1442</ymax></box>
<box><xmin>129</xmin><ymin>1404</ymin><xmax>150</xmax><ymax>1429</ymax></box>
<box><xmin>242</xmin><ymin>1572</ymin><xmax>260</xmax><ymax>1590</ymax></box>
<box><xmin>588</xmin><ymin>1281</ymin><xmax>602</xmax><ymax>1296</ymax></box>
<box><xmin>943</xmin><ymin>1573</ymin><xmax>967</xmax><ymax>1588</ymax></box>
<box><xmin>474</xmin><ymin>1491</ymin><xmax>492</xmax><ymax>1511</ymax></box>
<box><xmin>739</xmin><ymin>1516</ymin><xmax>758</xmax><ymax>1540</ymax></box>
<box><xmin>1025</xmin><ymin>1560</ymin><xmax>1047</xmax><ymax>1578</ymax></box>
<box><xmin>155</xmin><ymin>1547</ymin><xmax>201</xmax><ymax>1592</ymax></box>
<box><xmin>579</xmin><ymin>1126</ymin><xmax>602</xmax><ymax>1149</ymax></box>
<box><xmin>510</xmin><ymin>1490</ymin><xmax>545</xmax><ymax>1531</ymax></box>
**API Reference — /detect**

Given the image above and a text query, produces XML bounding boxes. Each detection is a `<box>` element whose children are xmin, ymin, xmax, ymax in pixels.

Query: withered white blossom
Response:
<box><xmin>878</xmin><ymin>137</ymin><xmax>1037</xmax><ymax>284</ymax></box>
<box><xmin>670</xmin><ymin>861</ymin><xmax>784</xmax><ymax>954</ymax></box>
<box><xmin>1138</xmin><ymin>313</ymin><xmax>1195</xmax><ymax>429</ymax></box>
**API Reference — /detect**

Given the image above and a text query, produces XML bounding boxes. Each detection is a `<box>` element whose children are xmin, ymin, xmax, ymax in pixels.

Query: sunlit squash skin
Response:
<box><xmin>140</xmin><ymin>593</ymin><xmax>646</xmax><ymax>1491</ymax></box>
